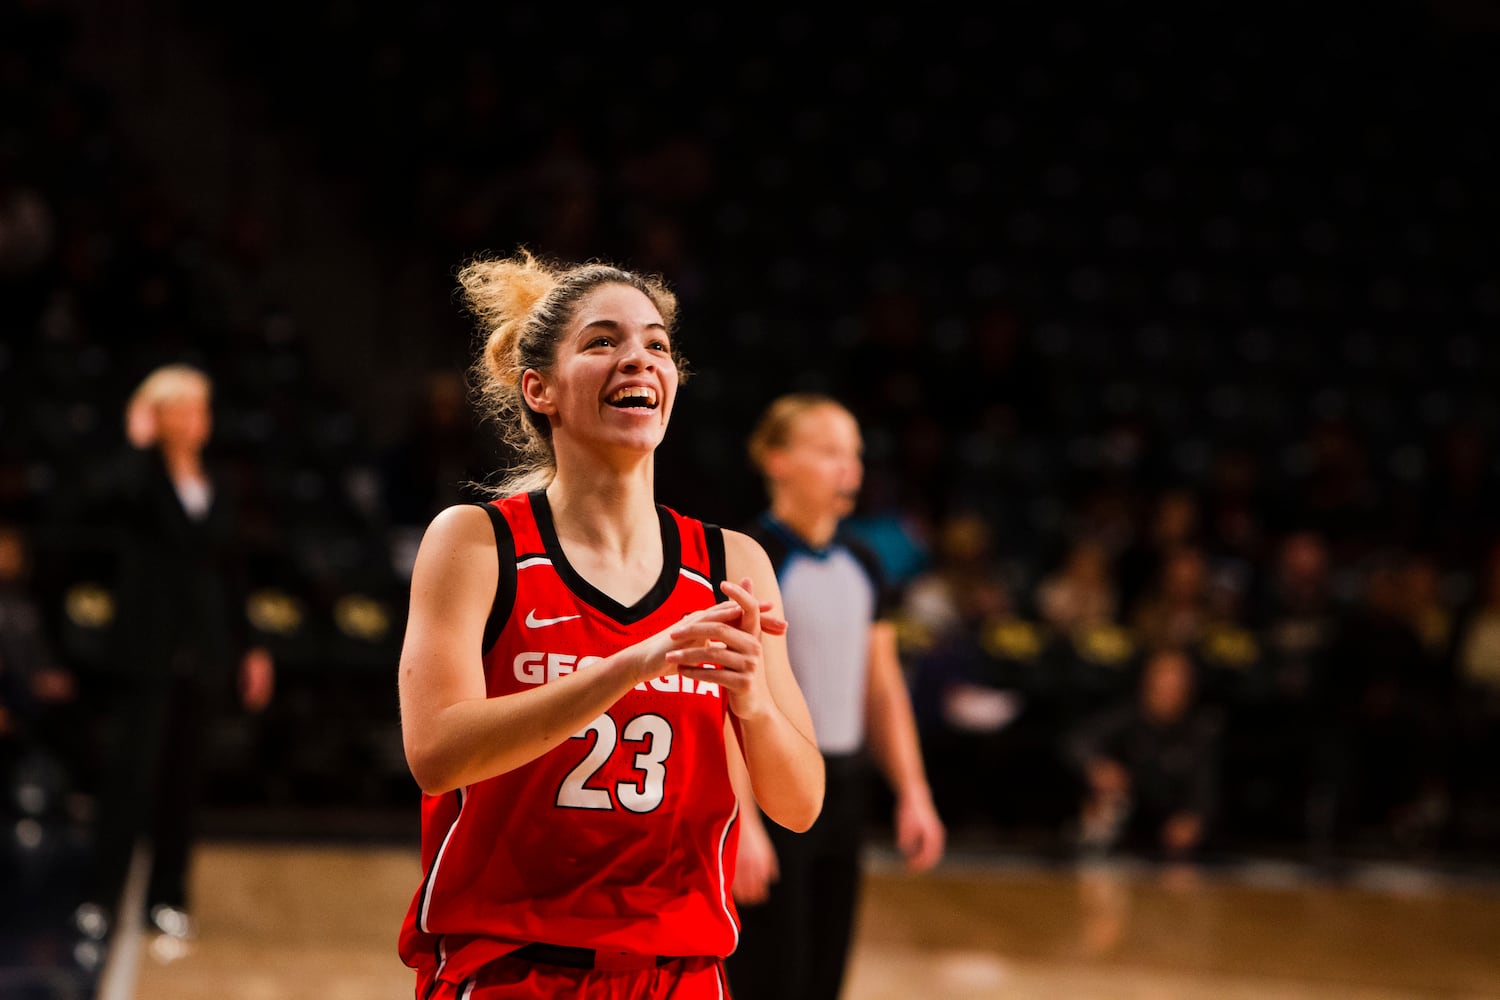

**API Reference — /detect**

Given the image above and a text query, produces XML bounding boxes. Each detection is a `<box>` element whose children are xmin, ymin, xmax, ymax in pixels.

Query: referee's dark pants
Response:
<box><xmin>726</xmin><ymin>752</ymin><xmax>869</xmax><ymax>1000</ymax></box>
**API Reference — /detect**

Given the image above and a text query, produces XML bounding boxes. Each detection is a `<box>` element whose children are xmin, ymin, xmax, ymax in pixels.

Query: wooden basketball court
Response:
<box><xmin>97</xmin><ymin>839</ymin><xmax>1500</xmax><ymax>1000</ymax></box>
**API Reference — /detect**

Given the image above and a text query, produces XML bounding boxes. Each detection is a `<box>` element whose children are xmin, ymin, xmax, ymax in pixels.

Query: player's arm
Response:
<box><xmin>725</xmin><ymin>722</ymin><xmax>780</xmax><ymax>903</ymax></box>
<box><xmin>399</xmin><ymin>504</ymin><xmax>743</xmax><ymax>794</ymax></box>
<box><xmin>716</xmin><ymin>529</ymin><xmax>824</xmax><ymax>832</ymax></box>
<box><xmin>865</xmin><ymin>619</ymin><xmax>946</xmax><ymax>871</ymax></box>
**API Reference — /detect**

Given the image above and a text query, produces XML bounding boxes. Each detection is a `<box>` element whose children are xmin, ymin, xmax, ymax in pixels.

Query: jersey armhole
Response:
<box><xmin>704</xmin><ymin>523</ymin><xmax>727</xmax><ymax>602</ymax></box>
<box><xmin>841</xmin><ymin>532</ymin><xmax>897</xmax><ymax>620</ymax></box>
<box><xmin>476</xmin><ymin>502</ymin><xmax>518</xmax><ymax>654</ymax></box>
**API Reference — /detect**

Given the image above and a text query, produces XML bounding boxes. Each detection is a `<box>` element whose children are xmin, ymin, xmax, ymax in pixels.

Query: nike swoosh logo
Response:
<box><xmin>524</xmin><ymin>609</ymin><xmax>583</xmax><ymax>629</ymax></box>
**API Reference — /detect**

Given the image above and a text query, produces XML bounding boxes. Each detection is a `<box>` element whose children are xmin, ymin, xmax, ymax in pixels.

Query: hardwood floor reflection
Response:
<box><xmin>119</xmin><ymin>842</ymin><xmax>1500</xmax><ymax>1000</ymax></box>
<box><xmin>845</xmin><ymin>854</ymin><xmax>1500</xmax><ymax>999</ymax></box>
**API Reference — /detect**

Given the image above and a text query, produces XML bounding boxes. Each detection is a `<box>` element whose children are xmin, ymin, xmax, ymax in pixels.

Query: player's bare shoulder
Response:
<box><xmin>722</xmin><ymin>528</ymin><xmax>781</xmax><ymax>598</ymax></box>
<box><xmin>426</xmin><ymin>503</ymin><xmax>495</xmax><ymax>542</ymax></box>
<box><xmin>722</xmin><ymin>528</ymin><xmax>771</xmax><ymax>571</ymax></box>
<box><xmin>411</xmin><ymin>502</ymin><xmax>501</xmax><ymax>587</ymax></box>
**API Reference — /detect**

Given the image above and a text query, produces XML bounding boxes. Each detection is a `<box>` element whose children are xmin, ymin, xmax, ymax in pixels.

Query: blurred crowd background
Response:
<box><xmin>3</xmin><ymin>0</ymin><xmax>1500</xmax><ymax>985</ymax></box>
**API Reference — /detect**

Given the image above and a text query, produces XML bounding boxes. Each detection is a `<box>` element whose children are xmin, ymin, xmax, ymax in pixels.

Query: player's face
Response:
<box><xmin>530</xmin><ymin>284</ymin><xmax>678</xmax><ymax>457</ymax></box>
<box><xmin>775</xmin><ymin>405</ymin><xmax>864</xmax><ymax>518</ymax></box>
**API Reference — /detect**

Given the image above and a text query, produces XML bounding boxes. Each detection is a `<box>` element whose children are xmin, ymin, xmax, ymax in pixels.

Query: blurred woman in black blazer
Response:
<box><xmin>72</xmin><ymin>363</ymin><xmax>273</xmax><ymax>944</ymax></box>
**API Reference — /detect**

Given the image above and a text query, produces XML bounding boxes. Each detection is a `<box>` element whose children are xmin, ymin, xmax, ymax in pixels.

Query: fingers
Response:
<box><xmin>659</xmin><ymin>601</ymin><xmax>767</xmax><ymax>677</ymax></box>
<box><xmin>733</xmin><ymin>831</ymin><xmax>780</xmax><ymax>904</ymax></box>
<box><xmin>903</xmin><ymin>827</ymin><xmax>944</xmax><ymax>872</ymax></box>
<box><xmin>680</xmin><ymin>600</ymin><xmax>757</xmax><ymax>630</ymax></box>
<box><xmin>899</xmin><ymin>817</ymin><xmax>946</xmax><ymax>872</ymax></box>
<box><xmin>668</xmin><ymin>621</ymin><xmax>764</xmax><ymax>667</ymax></box>
<box><xmin>681</xmin><ymin>593</ymin><xmax>787</xmax><ymax>636</ymax></box>
<box><xmin>721</xmin><ymin>577</ymin><xmax>760</xmax><ymax>636</ymax></box>
<box><xmin>670</xmin><ymin>619</ymin><xmax>758</xmax><ymax>645</ymax></box>
<box><xmin>671</xmin><ymin>644</ymin><xmax>755</xmax><ymax>669</ymax></box>
<box><xmin>753</xmin><ymin>597</ymin><xmax>789</xmax><ymax>636</ymax></box>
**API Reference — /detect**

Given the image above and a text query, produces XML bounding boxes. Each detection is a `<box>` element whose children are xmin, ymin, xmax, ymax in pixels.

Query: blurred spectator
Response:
<box><xmin>1401</xmin><ymin>552</ymin><xmax>1456</xmax><ymax>665</ymax></box>
<box><xmin>1288</xmin><ymin>416</ymin><xmax>1378</xmax><ymax>563</ymax></box>
<box><xmin>0</xmin><ymin>522</ymin><xmax>92</xmax><ymax>979</ymax></box>
<box><xmin>1319</xmin><ymin>555</ymin><xmax>1452</xmax><ymax>850</ymax></box>
<box><xmin>901</xmin><ymin>510</ymin><xmax>1078</xmax><ymax>838</ymax></box>
<box><xmin>1200</xmin><ymin>444</ymin><xmax>1268</xmax><ymax>578</ymax></box>
<box><xmin>901</xmin><ymin>510</ymin><xmax>1009</xmax><ymax>649</ymax></box>
<box><xmin>1118</xmin><ymin>487</ymin><xmax>1202</xmax><ymax>608</ymax></box>
<box><xmin>0</xmin><ymin>172</ymin><xmax>56</xmax><ymax>279</ymax></box>
<box><xmin>1065</xmin><ymin>647</ymin><xmax>1223</xmax><ymax>861</ymax></box>
<box><xmin>379</xmin><ymin>370</ymin><xmax>494</xmax><ymax>530</ymax></box>
<box><xmin>1455</xmin><ymin>544</ymin><xmax>1500</xmax><ymax>696</ymax></box>
<box><xmin>0</xmin><ymin>520</ymin><xmax>78</xmax><ymax>768</ymax></box>
<box><xmin>1194</xmin><ymin>560</ymin><xmax>1261</xmax><ymax>705</ymax></box>
<box><xmin>1422</xmin><ymin>421</ymin><xmax>1498</xmax><ymax>568</ymax></box>
<box><xmin>1222</xmin><ymin>530</ymin><xmax>1341</xmax><ymax>844</ymax></box>
<box><xmin>1068</xmin><ymin>481</ymin><xmax>1140</xmax><ymax>567</ymax></box>
<box><xmin>1256</xmin><ymin>531</ymin><xmax>1340</xmax><ymax>704</ymax></box>
<box><xmin>1036</xmin><ymin>536</ymin><xmax>1120</xmax><ymax>643</ymax></box>
<box><xmin>1451</xmin><ymin>544</ymin><xmax>1500</xmax><ymax>839</ymax></box>
<box><xmin>1129</xmin><ymin>543</ymin><xmax>1211</xmax><ymax>653</ymax></box>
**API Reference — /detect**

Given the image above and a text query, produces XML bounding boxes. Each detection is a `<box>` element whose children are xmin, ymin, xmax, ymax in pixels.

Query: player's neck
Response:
<box><xmin>546</xmin><ymin>463</ymin><xmax>658</xmax><ymax>561</ymax></box>
<box><xmin>769</xmin><ymin>499</ymin><xmax>838</xmax><ymax>550</ymax></box>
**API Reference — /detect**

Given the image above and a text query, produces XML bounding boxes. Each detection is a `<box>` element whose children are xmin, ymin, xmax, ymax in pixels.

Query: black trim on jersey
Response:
<box><xmin>746</xmin><ymin>511</ymin><xmax>896</xmax><ymax>619</ymax></box>
<box><xmin>476</xmin><ymin>502</ymin><xmax>518</xmax><ymax>654</ymax></box>
<box><xmin>704</xmin><ymin>523</ymin><xmax>727</xmax><ymax>602</ymax></box>
<box><xmin>526</xmin><ymin>489</ymin><xmax>682</xmax><ymax>625</ymax></box>
<box><xmin>837</xmin><ymin>530</ymin><xmax>898</xmax><ymax>620</ymax></box>
<box><xmin>744</xmin><ymin>513</ymin><xmax>794</xmax><ymax>577</ymax></box>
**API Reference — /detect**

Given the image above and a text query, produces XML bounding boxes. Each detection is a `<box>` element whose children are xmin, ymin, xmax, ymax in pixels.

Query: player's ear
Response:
<box><xmin>521</xmin><ymin>369</ymin><xmax>556</xmax><ymax>416</ymax></box>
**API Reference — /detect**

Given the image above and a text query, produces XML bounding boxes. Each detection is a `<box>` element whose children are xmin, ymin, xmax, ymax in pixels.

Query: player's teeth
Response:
<box><xmin>611</xmin><ymin>387</ymin><xmax>655</xmax><ymax>404</ymax></box>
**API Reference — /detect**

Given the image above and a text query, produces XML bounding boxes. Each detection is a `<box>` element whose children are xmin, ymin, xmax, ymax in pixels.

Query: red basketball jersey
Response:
<box><xmin>398</xmin><ymin>490</ymin><xmax>740</xmax><ymax>989</ymax></box>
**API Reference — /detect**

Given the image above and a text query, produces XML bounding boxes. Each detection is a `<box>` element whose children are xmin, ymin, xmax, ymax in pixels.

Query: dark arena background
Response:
<box><xmin>3</xmin><ymin>2</ymin><xmax>1499</xmax><ymax>997</ymax></box>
